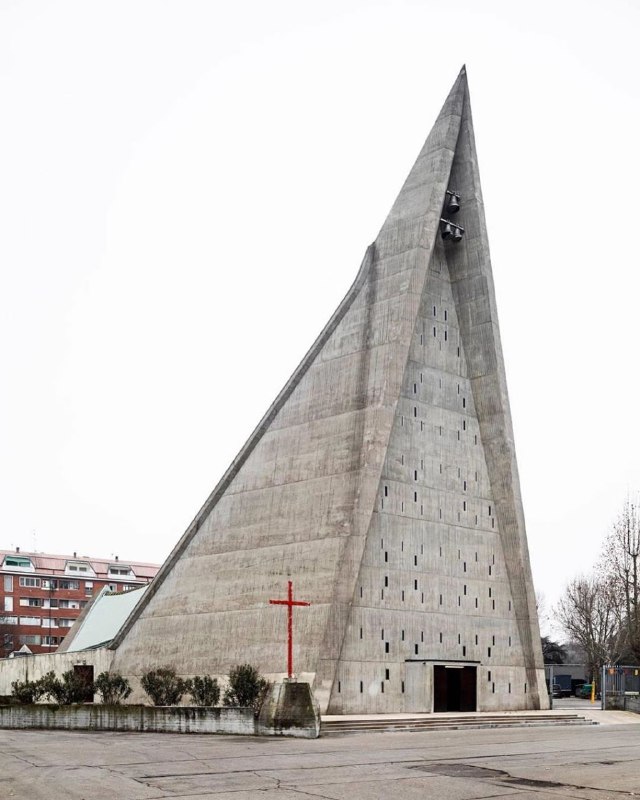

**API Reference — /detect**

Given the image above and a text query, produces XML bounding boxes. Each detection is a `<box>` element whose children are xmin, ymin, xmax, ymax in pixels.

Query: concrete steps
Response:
<box><xmin>321</xmin><ymin>713</ymin><xmax>596</xmax><ymax>735</ymax></box>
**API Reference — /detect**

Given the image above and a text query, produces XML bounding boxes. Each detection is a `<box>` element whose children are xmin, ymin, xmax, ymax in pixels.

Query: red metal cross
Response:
<box><xmin>269</xmin><ymin>580</ymin><xmax>310</xmax><ymax>679</ymax></box>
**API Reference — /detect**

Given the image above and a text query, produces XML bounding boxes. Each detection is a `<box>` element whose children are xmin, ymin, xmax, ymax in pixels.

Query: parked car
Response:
<box><xmin>552</xmin><ymin>683</ymin><xmax>563</xmax><ymax>698</ymax></box>
<box><xmin>576</xmin><ymin>683</ymin><xmax>601</xmax><ymax>699</ymax></box>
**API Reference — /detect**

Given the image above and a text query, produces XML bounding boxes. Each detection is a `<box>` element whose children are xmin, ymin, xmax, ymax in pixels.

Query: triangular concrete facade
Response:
<box><xmin>111</xmin><ymin>68</ymin><xmax>548</xmax><ymax>713</ymax></box>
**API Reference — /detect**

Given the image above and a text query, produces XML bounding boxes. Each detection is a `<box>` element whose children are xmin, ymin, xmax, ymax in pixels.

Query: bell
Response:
<box><xmin>451</xmin><ymin>227</ymin><xmax>463</xmax><ymax>242</ymax></box>
<box><xmin>446</xmin><ymin>193</ymin><xmax>460</xmax><ymax>214</ymax></box>
<box><xmin>441</xmin><ymin>222</ymin><xmax>453</xmax><ymax>240</ymax></box>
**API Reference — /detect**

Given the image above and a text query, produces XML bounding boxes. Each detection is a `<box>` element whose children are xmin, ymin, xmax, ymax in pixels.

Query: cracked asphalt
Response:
<box><xmin>1</xmin><ymin>721</ymin><xmax>640</xmax><ymax>799</ymax></box>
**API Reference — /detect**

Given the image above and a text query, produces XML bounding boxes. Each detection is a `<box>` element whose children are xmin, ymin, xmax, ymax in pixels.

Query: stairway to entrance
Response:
<box><xmin>321</xmin><ymin>712</ymin><xmax>596</xmax><ymax>735</ymax></box>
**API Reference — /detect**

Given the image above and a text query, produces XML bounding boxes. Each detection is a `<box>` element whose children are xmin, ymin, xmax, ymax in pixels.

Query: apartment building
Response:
<box><xmin>0</xmin><ymin>548</ymin><xmax>159</xmax><ymax>655</ymax></box>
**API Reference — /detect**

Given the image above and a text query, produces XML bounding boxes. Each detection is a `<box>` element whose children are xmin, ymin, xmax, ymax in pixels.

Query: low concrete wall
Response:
<box><xmin>0</xmin><ymin>649</ymin><xmax>114</xmax><ymax>696</ymax></box>
<box><xmin>0</xmin><ymin>704</ymin><xmax>256</xmax><ymax>735</ymax></box>
<box><xmin>605</xmin><ymin>693</ymin><xmax>640</xmax><ymax>713</ymax></box>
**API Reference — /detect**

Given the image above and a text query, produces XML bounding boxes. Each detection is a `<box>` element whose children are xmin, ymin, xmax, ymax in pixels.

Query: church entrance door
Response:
<box><xmin>433</xmin><ymin>665</ymin><xmax>477</xmax><ymax>712</ymax></box>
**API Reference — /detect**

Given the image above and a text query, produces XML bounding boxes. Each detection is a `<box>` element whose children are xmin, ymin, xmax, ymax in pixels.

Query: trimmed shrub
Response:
<box><xmin>223</xmin><ymin>664</ymin><xmax>270</xmax><ymax>711</ymax></box>
<box><xmin>140</xmin><ymin>668</ymin><xmax>188</xmax><ymax>706</ymax></box>
<box><xmin>95</xmin><ymin>671</ymin><xmax>132</xmax><ymax>705</ymax></box>
<box><xmin>189</xmin><ymin>675</ymin><xmax>220</xmax><ymax>707</ymax></box>
<box><xmin>10</xmin><ymin>678</ymin><xmax>46</xmax><ymax>704</ymax></box>
<box><xmin>40</xmin><ymin>670</ymin><xmax>92</xmax><ymax>704</ymax></box>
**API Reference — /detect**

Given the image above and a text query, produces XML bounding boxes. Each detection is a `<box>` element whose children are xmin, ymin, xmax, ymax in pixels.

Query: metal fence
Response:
<box><xmin>602</xmin><ymin>664</ymin><xmax>640</xmax><ymax>710</ymax></box>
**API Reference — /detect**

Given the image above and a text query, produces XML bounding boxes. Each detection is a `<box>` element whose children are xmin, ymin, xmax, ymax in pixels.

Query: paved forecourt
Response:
<box><xmin>1</xmin><ymin>712</ymin><xmax>639</xmax><ymax>799</ymax></box>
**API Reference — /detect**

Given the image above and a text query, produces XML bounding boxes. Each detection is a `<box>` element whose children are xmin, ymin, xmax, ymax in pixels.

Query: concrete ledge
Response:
<box><xmin>0</xmin><ymin>705</ymin><xmax>255</xmax><ymax>735</ymax></box>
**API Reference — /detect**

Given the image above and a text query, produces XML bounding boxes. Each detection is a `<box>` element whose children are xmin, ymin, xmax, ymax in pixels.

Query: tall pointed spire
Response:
<box><xmin>110</xmin><ymin>69</ymin><xmax>548</xmax><ymax>714</ymax></box>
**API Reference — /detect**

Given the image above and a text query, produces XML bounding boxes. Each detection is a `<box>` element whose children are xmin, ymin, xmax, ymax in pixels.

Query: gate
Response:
<box><xmin>602</xmin><ymin>664</ymin><xmax>640</xmax><ymax>711</ymax></box>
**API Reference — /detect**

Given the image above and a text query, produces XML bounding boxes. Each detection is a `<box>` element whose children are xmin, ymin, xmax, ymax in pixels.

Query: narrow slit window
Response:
<box><xmin>385</xmin><ymin>642</ymin><xmax>389</xmax><ymax>653</ymax></box>
<box><xmin>462</xmin><ymin>645</ymin><xmax>466</xmax><ymax>656</ymax></box>
<box><xmin>414</xmin><ymin>470</ymin><xmax>418</xmax><ymax>481</ymax></box>
<box><xmin>439</xmin><ymin>632</ymin><xmax>443</xmax><ymax>643</ymax></box>
<box><xmin>360</xmin><ymin>681</ymin><xmax>363</xmax><ymax>693</ymax></box>
<box><xmin>414</xmin><ymin>644</ymin><xmax>419</xmax><ymax>655</ymax></box>
<box><xmin>360</xmin><ymin>627</ymin><xmax>363</xmax><ymax>639</ymax></box>
<box><xmin>385</xmin><ymin>669</ymin><xmax>390</xmax><ymax>680</ymax></box>
<box><xmin>384</xmin><ymin>575</ymin><xmax>388</xmax><ymax>587</ymax></box>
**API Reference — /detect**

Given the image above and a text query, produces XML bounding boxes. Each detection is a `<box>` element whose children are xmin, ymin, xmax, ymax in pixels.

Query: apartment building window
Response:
<box><xmin>3</xmin><ymin>616</ymin><xmax>18</xmax><ymax>625</ymax></box>
<box><xmin>20</xmin><ymin>635</ymin><xmax>41</xmax><ymax>645</ymax></box>
<box><xmin>56</xmin><ymin>619</ymin><xmax>75</xmax><ymax>628</ymax></box>
<box><xmin>42</xmin><ymin>636</ymin><xmax>59</xmax><ymax>646</ymax></box>
<box><xmin>3</xmin><ymin>597</ymin><xmax>12</xmax><ymax>612</ymax></box>
<box><xmin>19</xmin><ymin>616</ymin><xmax>41</xmax><ymax>626</ymax></box>
<box><xmin>3</xmin><ymin>575</ymin><xmax>12</xmax><ymax>591</ymax></box>
<box><xmin>19</xmin><ymin>577</ymin><xmax>40</xmax><ymax>588</ymax></box>
<box><xmin>57</xmin><ymin>580</ymin><xmax>79</xmax><ymax>590</ymax></box>
<box><xmin>85</xmin><ymin>581</ymin><xmax>93</xmax><ymax>595</ymax></box>
<box><xmin>3</xmin><ymin>556</ymin><xmax>33</xmax><ymax>570</ymax></box>
<box><xmin>108</xmin><ymin>566</ymin><xmax>132</xmax><ymax>576</ymax></box>
<box><xmin>20</xmin><ymin>597</ymin><xmax>44</xmax><ymax>607</ymax></box>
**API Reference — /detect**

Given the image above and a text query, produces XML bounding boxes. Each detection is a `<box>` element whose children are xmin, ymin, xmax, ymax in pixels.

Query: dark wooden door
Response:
<box><xmin>460</xmin><ymin>666</ymin><xmax>477</xmax><ymax>711</ymax></box>
<box><xmin>73</xmin><ymin>665</ymin><xmax>94</xmax><ymax>703</ymax></box>
<box><xmin>433</xmin><ymin>666</ymin><xmax>447</xmax><ymax>712</ymax></box>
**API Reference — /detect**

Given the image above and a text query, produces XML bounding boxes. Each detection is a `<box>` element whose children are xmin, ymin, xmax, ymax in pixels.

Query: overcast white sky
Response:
<box><xmin>1</xmin><ymin>0</ymin><xmax>638</xmax><ymax>629</ymax></box>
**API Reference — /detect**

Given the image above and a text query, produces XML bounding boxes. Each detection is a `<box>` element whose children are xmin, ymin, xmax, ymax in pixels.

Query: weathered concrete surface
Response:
<box><xmin>105</xmin><ymin>67</ymin><xmax>546</xmax><ymax>714</ymax></box>
<box><xmin>1</xmin><ymin>719</ymin><xmax>640</xmax><ymax>799</ymax></box>
<box><xmin>0</xmin><ymin>648</ymin><xmax>113</xmax><ymax>696</ymax></box>
<box><xmin>257</xmin><ymin>681</ymin><xmax>320</xmax><ymax>738</ymax></box>
<box><xmin>0</xmin><ymin>704</ymin><xmax>254</xmax><ymax>734</ymax></box>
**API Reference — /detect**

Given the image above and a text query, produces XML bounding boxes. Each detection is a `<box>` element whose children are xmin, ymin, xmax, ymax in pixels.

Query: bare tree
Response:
<box><xmin>556</xmin><ymin>575</ymin><xmax>624</xmax><ymax>683</ymax></box>
<box><xmin>599</xmin><ymin>498</ymin><xmax>640</xmax><ymax>661</ymax></box>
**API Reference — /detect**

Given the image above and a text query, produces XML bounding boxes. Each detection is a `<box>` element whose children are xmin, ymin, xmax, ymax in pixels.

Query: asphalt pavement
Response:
<box><xmin>2</xmin><ymin>710</ymin><xmax>640</xmax><ymax>799</ymax></box>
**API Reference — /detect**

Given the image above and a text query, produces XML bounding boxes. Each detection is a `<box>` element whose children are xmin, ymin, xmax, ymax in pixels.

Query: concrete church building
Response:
<box><xmin>108</xmin><ymin>67</ymin><xmax>548</xmax><ymax>714</ymax></box>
